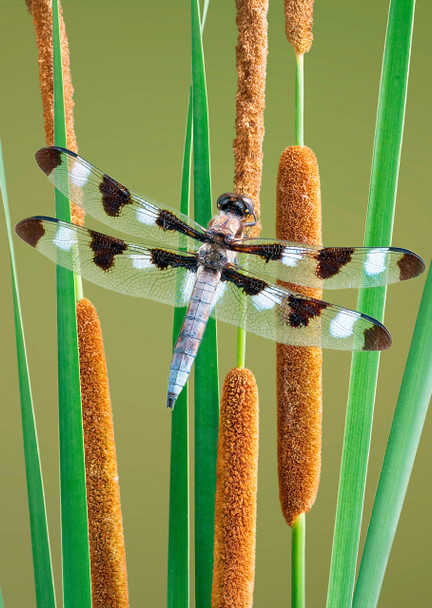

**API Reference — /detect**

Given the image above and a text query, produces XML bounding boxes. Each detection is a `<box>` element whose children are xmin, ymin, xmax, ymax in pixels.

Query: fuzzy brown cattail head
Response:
<box><xmin>284</xmin><ymin>0</ymin><xmax>315</xmax><ymax>56</ymax></box>
<box><xmin>276</xmin><ymin>145</ymin><xmax>322</xmax><ymax>526</ymax></box>
<box><xmin>27</xmin><ymin>0</ymin><xmax>84</xmax><ymax>226</ymax></box>
<box><xmin>77</xmin><ymin>298</ymin><xmax>129</xmax><ymax>608</ymax></box>
<box><xmin>212</xmin><ymin>368</ymin><xmax>259</xmax><ymax>608</ymax></box>
<box><xmin>233</xmin><ymin>0</ymin><xmax>269</xmax><ymax>238</ymax></box>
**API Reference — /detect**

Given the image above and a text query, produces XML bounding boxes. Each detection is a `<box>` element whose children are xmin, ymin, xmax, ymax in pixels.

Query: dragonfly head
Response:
<box><xmin>216</xmin><ymin>193</ymin><xmax>257</xmax><ymax>227</ymax></box>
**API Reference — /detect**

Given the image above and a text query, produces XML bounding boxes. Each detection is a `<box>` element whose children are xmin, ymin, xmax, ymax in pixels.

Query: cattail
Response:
<box><xmin>77</xmin><ymin>299</ymin><xmax>129</xmax><ymax>608</ymax></box>
<box><xmin>212</xmin><ymin>368</ymin><xmax>259</xmax><ymax>608</ymax></box>
<box><xmin>26</xmin><ymin>0</ymin><xmax>83</xmax><ymax>226</ymax></box>
<box><xmin>28</xmin><ymin>3</ymin><xmax>129</xmax><ymax>603</ymax></box>
<box><xmin>276</xmin><ymin>146</ymin><xmax>322</xmax><ymax>526</ymax></box>
<box><xmin>284</xmin><ymin>0</ymin><xmax>315</xmax><ymax>56</ymax></box>
<box><xmin>233</xmin><ymin>0</ymin><xmax>269</xmax><ymax>237</ymax></box>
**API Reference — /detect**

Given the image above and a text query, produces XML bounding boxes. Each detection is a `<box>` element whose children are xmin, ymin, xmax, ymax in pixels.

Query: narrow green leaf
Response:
<box><xmin>0</xmin><ymin>588</ymin><xmax>3</xmax><ymax>608</ymax></box>
<box><xmin>191</xmin><ymin>0</ymin><xmax>219</xmax><ymax>605</ymax></box>
<box><xmin>167</xmin><ymin>92</ymin><xmax>193</xmax><ymax>608</ymax></box>
<box><xmin>52</xmin><ymin>2</ymin><xmax>92</xmax><ymax>606</ymax></box>
<box><xmin>0</xmin><ymin>142</ymin><xmax>56</xmax><ymax>608</ymax></box>
<box><xmin>353</xmin><ymin>262</ymin><xmax>432</xmax><ymax>607</ymax></box>
<box><xmin>326</xmin><ymin>1</ymin><xmax>416</xmax><ymax>606</ymax></box>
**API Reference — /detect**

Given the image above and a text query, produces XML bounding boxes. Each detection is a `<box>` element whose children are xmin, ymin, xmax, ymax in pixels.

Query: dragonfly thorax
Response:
<box><xmin>198</xmin><ymin>243</ymin><xmax>233</xmax><ymax>270</ymax></box>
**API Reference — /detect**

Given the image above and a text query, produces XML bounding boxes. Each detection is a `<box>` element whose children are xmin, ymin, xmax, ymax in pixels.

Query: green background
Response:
<box><xmin>1</xmin><ymin>0</ymin><xmax>431</xmax><ymax>605</ymax></box>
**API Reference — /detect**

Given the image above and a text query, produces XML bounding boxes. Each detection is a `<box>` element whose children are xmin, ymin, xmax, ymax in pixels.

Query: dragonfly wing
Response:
<box><xmin>16</xmin><ymin>216</ymin><xmax>198</xmax><ymax>306</ymax></box>
<box><xmin>231</xmin><ymin>238</ymin><xmax>425</xmax><ymax>289</ymax></box>
<box><xmin>35</xmin><ymin>146</ymin><xmax>207</xmax><ymax>249</ymax></box>
<box><xmin>211</xmin><ymin>264</ymin><xmax>391</xmax><ymax>351</ymax></box>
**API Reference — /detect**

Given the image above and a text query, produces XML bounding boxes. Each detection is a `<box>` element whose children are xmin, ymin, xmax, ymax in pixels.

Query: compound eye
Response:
<box><xmin>216</xmin><ymin>193</ymin><xmax>236</xmax><ymax>210</ymax></box>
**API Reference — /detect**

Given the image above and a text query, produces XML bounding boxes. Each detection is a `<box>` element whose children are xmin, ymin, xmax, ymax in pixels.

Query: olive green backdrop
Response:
<box><xmin>1</xmin><ymin>1</ymin><xmax>431</xmax><ymax>606</ymax></box>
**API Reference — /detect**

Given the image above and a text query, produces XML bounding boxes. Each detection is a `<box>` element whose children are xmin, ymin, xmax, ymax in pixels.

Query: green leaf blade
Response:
<box><xmin>167</xmin><ymin>90</ymin><xmax>193</xmax><ymax>608</ymax></box>
<box><xmin>1</xmin><ymin>142</ymin><xmax>56</xmax><ymax>608</ymax></box>
<box><xmin>326</xmin><ymin>1</ymin><xmax>416</xmax><ymax>606</ymax></box>
<box><xmin>52</xmin><ymin>2</ymin><xmax>92</xmax><ymax>606</ymax></box>
<box><xmin>353</xmin><ymin>262</ymin><xmax>432</xmax><ymax>608</ymax></box>
<box><xmin>191</xmin><ymin>1</ymin><xmax>219</xmax><ymax>606</ymax></box>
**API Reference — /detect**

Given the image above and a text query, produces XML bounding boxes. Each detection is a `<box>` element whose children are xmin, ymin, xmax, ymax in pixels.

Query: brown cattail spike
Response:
<box><xmin>233</xmin><ymin>0</ymin><xmax>269</xmax><ymax>238</ymax></box>
<box><xmin>27</xmin><ymin>0</ymin><xmax>84</xmax><ymax>226</ymax></box>
<box><xmin>212</xmin><ymin>368</ymin><xmax>259</xmax><ymax>608</ymax></box>
<box><xmin>77</xmin><ymin>299</ymin><xmax>129</xmax><ymax>608</ymax></box>
<box><xmin>284</xmin><ymin>0</ymin><xmax>315</xmax><ymax>55</ymax></box>
<box><xmin>276</xmin><ymin>146</ymin><xmax>322</xmax><ymax>526</ymax></box>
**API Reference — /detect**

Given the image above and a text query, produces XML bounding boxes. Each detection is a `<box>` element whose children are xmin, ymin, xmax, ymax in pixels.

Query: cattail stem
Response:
<box><xmin>295</xmin><ymin>54</ymin><xmax>304</xmax><ymax>147</ymax></box>
<box><xmin>292</xmin><ymin>513</ymin><xmax>306</xmax><ymax>608</ymax></box>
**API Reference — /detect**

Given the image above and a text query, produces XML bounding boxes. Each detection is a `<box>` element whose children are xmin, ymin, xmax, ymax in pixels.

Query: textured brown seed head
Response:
<box><xmin>27</xmin><ymin>0</ymin><xmax>84</xmax><ymax>225</ymax></box>
<box><xmin>233</xmin><ymin>0</ymin><xmax>269</xmax><ymax>238</ymax></box>
<box><xmin>212</xmin><ymin>368</ymin><xmax>259</xmax><ymax>608</ymax></box>
<box><xmin>77</xmin><ymin>298</ymin><xmax>129</xmax><ymax>608</ymax></box>
<box><xmin>284</xmin><ymin>0</ymin><xmax>315</xmax><ymax>55</ymax></box>
<box><xmin>276</xmin><ymin>145</ymin><xmax>322</xmax><ymax>526</ymax></box>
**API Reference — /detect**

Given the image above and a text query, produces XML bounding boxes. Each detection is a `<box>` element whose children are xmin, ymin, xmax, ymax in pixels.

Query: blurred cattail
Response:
<box><xmin>27</xmin><ymin>2</ymin><xmax>129</xmax><ymax>604</ymax></box>
<box><xmin>233</xmin><ymin>0</ymin><xmax>269</xmax><ymax>237</ymax></box>
<box><xmin>212</xmin><ymin>368</ymin><xmax>259</xmax><ymax>608</ymax></box>
<box><xmin>276</xmin><ymin>145</ymin><xmax>322</xmax><ymax>526</ymax></box>
<box><xmin>284</xmin><ymin>0</ymin><xmax>315</xmax><ymax>56</ymax></box>
<box><xmin>77</xmin><ymin>299</ymin><xmax>129</xmax><ymax>608</ymax></box>
<box><xmin>26</xmin><ymin>0</ymin><xmax>83</xmax><ymax>226</ymax></box>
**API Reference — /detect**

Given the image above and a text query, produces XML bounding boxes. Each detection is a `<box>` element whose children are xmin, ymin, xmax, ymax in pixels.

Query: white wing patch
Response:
<box><xmin>364</xmin><ymin>250</ymin><xmax>387</xmax><ymax>276</ymax></box>
<box><xmin>182</xmin><ymin>271</ymin><xmax>197</xmax><ymax>303</ymax></box>
<box><xmin>210</xmin><ymin>281</ymin><xmax>227</xmax><ymax>312</ymax></box>
<box><xmin>136</xmin><ymin>205</ymin><xmax>157</xmax><ymax>226</ymax></box>
<box><xmin>330</xmin><ymin>310</ymin><xmax>358</xmax><ymax>338</ymax></box>
<box><xmin>251</xmin><ymin>287</ymin><xmax>280</xmax><ymax>311</ymax></box>
<box><xmin>130</xmin><ymin>254</ymin><xmax>154</xmax><ymax>270</ymax></box>
<box><xmin>69</xmin><ymin>159</ymin><xmax>92</xmax><ymax>187</ymax></box>
<box><xmin>281</xmin><ymin>249</ymin><xmax>304</xmax><ymax>267</ymax></box>
<box><xmin>53</xmin><ymin>225</ymin><xmax>77</xmax><ymax>251</ymax></box>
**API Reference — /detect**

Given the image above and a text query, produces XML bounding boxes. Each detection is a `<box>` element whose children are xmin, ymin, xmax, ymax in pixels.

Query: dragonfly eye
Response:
<box><xmin>216</xmin><ymin>193</ymin><xmax>256</xmax><ymax>222</ymax></box>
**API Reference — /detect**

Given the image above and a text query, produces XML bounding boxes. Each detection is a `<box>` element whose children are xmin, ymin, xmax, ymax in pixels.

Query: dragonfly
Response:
<box><xmin>16</xmin><ymin>147</ymin><xmax>425</xmax><ymax>409</ymax></box>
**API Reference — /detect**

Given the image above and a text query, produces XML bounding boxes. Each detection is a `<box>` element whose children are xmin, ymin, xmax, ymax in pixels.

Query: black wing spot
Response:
<box><xmin>316</xmin><ymin>247</ymin><xmax>354</xmax><ymax>280</ymax></box>
<box><xmin>156</xmin><ymin>209</ymin><xmax>206</xmax><ymax>242</ymax></box>
<box><xmin>16</xmin><ymin>217</ymin><xmax>48</xmax><ymax>248</ymax></box>
<box><xmin>89</xmin><ymin>230</ymin><xmax>127</xmax><ymax>271</ymax></box>
<box><xmin>99</xmin><ymin>174</ymin><xmax>132</xmax><ymax>217</ymax></box>
<box><xmin>35</xmin><ymin>147</ymin><xmax>63</xmax><ymax>176</ymax></box>
<box><xmin>231</xmin><ymin>242</ymin><xmax>285</xmax><ymax>262</ymax></box>
<box><xmin>363</xmin><ymin>323</ymin><xmax>392</xmax><ymax>351</ymax></box>
<box><xmin>285</xmin><ymin>295</ymin><xmax>328</xmax><ymax>328</ymax></box>
<box><xmin>397</xmin><ymin>251</ymin><xmax>426</xmax><ymax>281</ymax></box>
<box><xmin>221</xmin><ymin>267</ymin><xmax>267</xmax><ymax>296</ymax></box>
<box><xmin>150</xmin><ymin>248</ymin><xmax>198</xmax><ymax>271</ymax></box>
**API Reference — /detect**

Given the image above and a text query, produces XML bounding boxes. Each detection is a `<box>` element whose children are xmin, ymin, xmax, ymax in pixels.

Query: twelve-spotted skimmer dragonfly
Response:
<box><xmin>16</xmin><ymin>147</ymin><xmax>425</xmax><ymax>409</ymax></box>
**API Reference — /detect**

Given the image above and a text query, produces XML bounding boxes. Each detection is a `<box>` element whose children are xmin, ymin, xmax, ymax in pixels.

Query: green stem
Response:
<box><xmin>292</xmin><ymin>513</ymin><xmax>306</xmax><ymax>608</ymax></box>
<box><xmin>237</xmin><ymin>326</ymin><xmax>246</xmax><ymax>368</ymax></box>
<box><xmin>295</xmin><ymin>53</ymin><xmax>304</xmax><ymax>147</ymax></box>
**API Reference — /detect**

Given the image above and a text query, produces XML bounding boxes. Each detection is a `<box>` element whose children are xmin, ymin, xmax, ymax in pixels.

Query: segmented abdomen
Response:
<box><xmin>167</xmin><ymin>267</ymin><xmax>221</xmax><ymax>409</ymax></box>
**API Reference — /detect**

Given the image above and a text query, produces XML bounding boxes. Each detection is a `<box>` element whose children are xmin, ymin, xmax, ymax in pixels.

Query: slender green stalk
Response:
<box><xmin>1</xmin><ymin>142</ymin><xmax>56</xmax><ymax>608</ymax></box>
<box><xmin>353</xmin><ymin>262</ymin><xmax>432</xmax><ymax>607</ymax></box>
<box><xmin>292</xmin><ymin>514</ymin><xmax>306</xmax><ymax>608</ymax></box>
<box><xmin>0</xmin><ymin>588</ymin><xmax>3</xmax><ymax>608</ymax></box>
<box><xmin>52</xmin><ymin>2</ymin><xmax>91</xmax><ymax>606</ymax></box>
<box><xmin>237</xmin><ymin>327</ymin><xmax>246</xmax><ymax>368</ymax></box>
<box><xmin>191</xmin><ymin>0</ymin><xmax>219</xmax><ymax>605</ymax></box>
<box><xmin>326</xmin><ymin>1</ymin><xmax>416</xmax><ymax>606</ymax></box>
<box><xmin>295</xmin><ymin>53</ymin><xmax>304</xmax><ymax>147</ymax></box>
<box><xmin>167</xmin><ymin>90</ymin><xmax>193</xmax><ymax>608</ymax></box>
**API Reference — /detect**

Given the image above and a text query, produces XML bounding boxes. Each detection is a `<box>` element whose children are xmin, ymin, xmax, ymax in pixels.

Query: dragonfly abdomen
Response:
<box><xmin>167</xmin><ymin>267</ymin><xmax>221</xmax><ymax>409</ymax></box>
